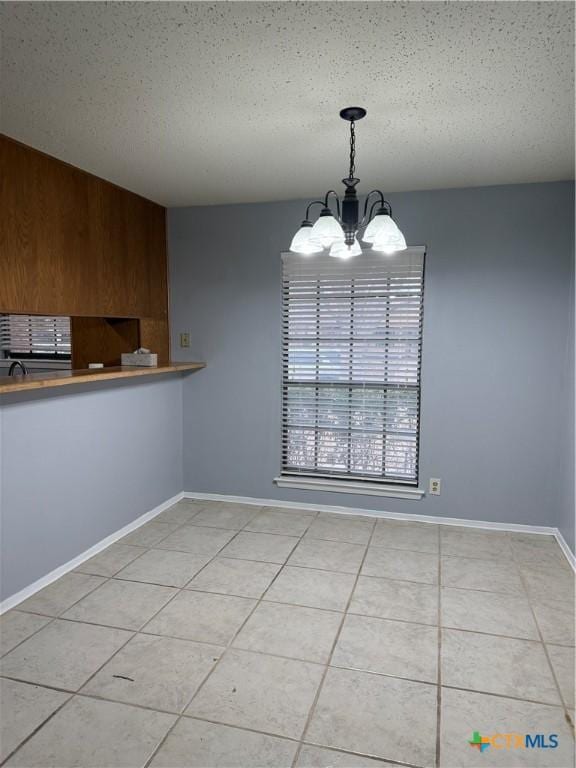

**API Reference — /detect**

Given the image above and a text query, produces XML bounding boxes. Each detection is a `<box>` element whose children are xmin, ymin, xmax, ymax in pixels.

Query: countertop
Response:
<box><xmin>0</xmin><ymin>362</ymin><xmax>205</xmax><ymax>394</ymax></box>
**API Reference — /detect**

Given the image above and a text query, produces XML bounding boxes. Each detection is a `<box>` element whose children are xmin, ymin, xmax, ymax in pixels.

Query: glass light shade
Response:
<box><xmin>289</xmin><ymin>222</ymin><xmax>322</xmax><ymax>254</ymax></box>
<box><xmin>362</xmin><ymin>212</ymin><xmax>389</xmax><ymax>243</ymax></box>
<box><xmin>329</xmin><ymin>237</ymin><xmax>362</xmax><ymax>259</ymax></box>
<box><xmin>310</xmin><ymin>210</ymin><xmax>345</xmax><ymax>248</ymax></box>
<box><xmin>371</xmin><ymin>215</ymin><xmax>407</xmax><ymax>254</ymax></box>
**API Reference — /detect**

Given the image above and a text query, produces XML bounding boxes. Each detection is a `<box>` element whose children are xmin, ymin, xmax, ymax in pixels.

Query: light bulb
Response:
<box><xmin>372</xmin><ymin>215</ymin><xmax>407</xmax><ymax>253</ymax></box>
<box><xmin>289</xmin><ymin>221</ymin><xmax>322</xmax><ymax>254</ymax></box>
<box><xmin>330</xmin><ymin>237</ymin><xmax>361</xmax><ymax>259</ymax></box>
<box><xmin>310</xmin><ymin>208</ymin><xmax>345</xmax><ymax>248</ymax></box>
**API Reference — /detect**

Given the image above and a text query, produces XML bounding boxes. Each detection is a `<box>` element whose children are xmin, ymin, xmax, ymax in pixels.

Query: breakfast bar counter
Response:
<box><xmin>0</xmin><ymin>362</ymin><xmax>205</xmax><ymax>395</ymax></box>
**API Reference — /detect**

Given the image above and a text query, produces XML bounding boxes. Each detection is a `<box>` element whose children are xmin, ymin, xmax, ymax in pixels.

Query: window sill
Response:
<box><xmin>274</xmin><ymin>475</ymin><xmax>425</xmax><ymax>500</ymax></box>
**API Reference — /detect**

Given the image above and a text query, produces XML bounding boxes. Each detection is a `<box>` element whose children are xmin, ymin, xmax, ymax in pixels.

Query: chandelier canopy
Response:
<box><xmin>290</xmin><ymin>107</ymin><xmax>407</xmax><ymax>259</ymax></box>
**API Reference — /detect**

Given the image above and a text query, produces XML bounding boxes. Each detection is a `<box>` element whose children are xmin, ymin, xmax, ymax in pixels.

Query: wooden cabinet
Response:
<box><xmin>0</xmin><ymin>135</ymin><xmax>169</xmax><ymax>362</ymax></box>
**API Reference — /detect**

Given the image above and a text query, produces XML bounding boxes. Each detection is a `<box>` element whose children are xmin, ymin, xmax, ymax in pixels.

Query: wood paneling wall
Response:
<box><xmin>0</xmin><ymin>135</ymin><xmax>169</xmax><ymax>363</ymax></box>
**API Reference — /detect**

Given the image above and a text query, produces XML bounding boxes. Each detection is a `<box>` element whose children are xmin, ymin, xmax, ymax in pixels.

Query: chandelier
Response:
<box><xmin>289</xmin><ymin>107</ymin><xmax>407</xmax><ymax>258</ymax></box>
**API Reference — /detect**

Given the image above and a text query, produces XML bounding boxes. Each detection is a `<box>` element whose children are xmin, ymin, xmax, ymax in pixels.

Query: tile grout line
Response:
<box><xmin>300</xmin><ymin>738</ymin><xmax>425</xmax><ymax>768</ymax></box>
<box><xmin>511</xmin><ymin>540</ymin><xmax>576</xmax><ymax>737</ymax></box>
<box><xmin>141</xmin><ymin>508</ymin><xmax>322</xmax><ymax>768</ymax></box>
<box><xmin>18</xmin><ymin>580</ymin><xmax>570</xmax><ymax>639</ymax></box>
<box><xmin>0</xmin><ymin>685</ymin><xmax>72</xmax><ymax>767</ymax></box>
<box><xmin>165</xmin><ymin>708</ymin><xmax>427</xmax><ymax>768</ymax></box>
<box><xmin>77</xmin><ymin>536</ymin><xmax>570</xmax><ymax>586</ymax></box>
<box><xmin>1</xmin><ymin>667</ymin><xmax>569</xmax><ymax>722</ymax></box>
<box><xmin>9</xmin><ymin>604</ymin><xmax>574</xmax><ymax>661</ymax></box>
<box><xmin>17</xmin><ymin>572</ymin><xmax>560</xmax><ymax>622</ymax></box>
<box><xmin>435</xmin><ymin>522</ymin><xmax>442</xmax><ymax>768</ymax></box>
<box><xmin>298</xmin><ymin>739</ymin><xmax>426</xmax><ymax>768</ymax></box>
<box><xmin>290</xmin><ymin>516</ymin><xmax>378</xmax><ymax>768</ymax></box>
<box><xmin>21</xmin><ymin>573</ymin><xmax>573</xmax><ymax>622</ymax></box>
<box><xmin>0</xmin><ymin>572</ymin><xmax>112</xmax><ymax>660</ymax></box>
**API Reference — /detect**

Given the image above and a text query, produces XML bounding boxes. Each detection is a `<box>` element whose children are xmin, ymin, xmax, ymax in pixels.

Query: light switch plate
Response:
<box><xmin>429</xmin><ymin>478</ymin><xmax>441</xmax><ymax>495</ymax></box>
<box><xmin>179</xmin><ymin>332</ymin><xmax>190</xmax><ymax>348</ymax></box>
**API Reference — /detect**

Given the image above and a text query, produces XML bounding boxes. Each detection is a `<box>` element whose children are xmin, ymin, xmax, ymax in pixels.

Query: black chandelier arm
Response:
<box><xmin>304</xmin><ymin>200</ymin><xmax>326</xmax><ymax>220</ymax></box>
<box><xmin>362</xmin><ymin>190</ymin><xmax>385</xmax><ymax>216</ymax></box>
<box><xmin>359</xmin><ymin>194</ymin><xmax>392</xmax><ymax>228</ymax></box>
<box><xmin>323</xmin><ymin>189</ymin><xmax>339</xmax><ymax>206</ymax></box>
<box><xmin>323</xmin><ymin>189</ymin><xmax>341</xmax><ymax>219</ymax></box>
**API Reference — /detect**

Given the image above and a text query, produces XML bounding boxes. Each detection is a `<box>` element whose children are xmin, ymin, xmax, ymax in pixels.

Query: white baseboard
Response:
<box><xmin>555</xmin><ymin>529</ymin><xmax>576</xmax><ymax>571</ymax></box>
<box><xmin>0</xmin><ymin>492</ymin><xmax>185</xmax><ymax>614</ymax></box>
<box><xmin>183</xmin><ymin>490</ymin><xmax>576</xmax><ymax>570</ymax></box>
<box><xmin>182</xmin><ymin>489</ymin><xmax>557</xmax><ymax>531</ymax></box>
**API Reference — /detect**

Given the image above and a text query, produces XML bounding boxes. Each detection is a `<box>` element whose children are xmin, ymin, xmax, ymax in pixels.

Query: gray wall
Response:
<box><xmin>169</xmin><ymin>181</ymin><xmax>575</xmax><ymax>551</ymax></box>
<box><xmin>0</xmin><ymin>376</ymin><xmax>183</xmax><ymax>600</ymax></box>
<box><xmin>557</xmin><ymin>270</ymin><xmax>575</xmax><ymax>552</ymax></box>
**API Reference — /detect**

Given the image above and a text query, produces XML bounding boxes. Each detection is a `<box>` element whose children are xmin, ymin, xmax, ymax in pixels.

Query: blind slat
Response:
<box><xmin>0</xmin><ymin>315</ymin><xmax>72</xmax><ymax>357</ymax></box>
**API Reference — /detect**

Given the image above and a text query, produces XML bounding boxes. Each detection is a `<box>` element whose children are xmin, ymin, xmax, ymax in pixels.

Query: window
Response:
<box><xmin>281</xmin><ymin>247</ymin><xmax>425</xmax><ymax>485</ymax></box>
<box><xmin>0</xmin><ymin>314</ymin><xmax>71</xmax><ymax>359</ymax></box>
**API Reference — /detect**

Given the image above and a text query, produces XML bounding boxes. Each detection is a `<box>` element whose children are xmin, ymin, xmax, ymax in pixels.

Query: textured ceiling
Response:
<box><xmin>1</xmin><ymin>2</ymin><xmax>574</xmax><ymax>206</ymax></box>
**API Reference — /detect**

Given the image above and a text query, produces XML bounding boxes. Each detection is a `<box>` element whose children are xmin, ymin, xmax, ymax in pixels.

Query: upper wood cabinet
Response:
<box><xmin>0</xmin><ymin>135</ymin><xmax>168</xmax><ymax>321</ymax></box>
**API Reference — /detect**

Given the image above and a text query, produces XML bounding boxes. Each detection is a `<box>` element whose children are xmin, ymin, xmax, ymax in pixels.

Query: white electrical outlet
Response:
<box><xmin>179</xmin><ymin>332</ymin><xmax>190</xmax><ymax>348</ymax></box>
<box><xmin>429</xmin><ymin>478</ymin><xmax>441</xmax><ymax>495</ymax></box>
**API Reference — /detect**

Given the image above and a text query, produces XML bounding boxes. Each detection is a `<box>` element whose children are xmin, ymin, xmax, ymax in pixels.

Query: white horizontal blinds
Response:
<box><xmin>281</xmin><ymin>247</ymin><xmax>424</xmax><ymax>484</ymax></box>
<box><xmin>0</xmin><ymin>315</ymin><xmax>72</xmax><ymax>357</ymax></box>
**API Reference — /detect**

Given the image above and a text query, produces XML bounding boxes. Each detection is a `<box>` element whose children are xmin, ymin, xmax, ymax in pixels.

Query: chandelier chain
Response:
<box><xmin>348</xmin><ymin>120</ymin><xmax>356</xmax><ymax>180</ymax></box>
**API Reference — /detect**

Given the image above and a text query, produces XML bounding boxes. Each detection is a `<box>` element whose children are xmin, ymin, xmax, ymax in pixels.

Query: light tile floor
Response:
<box><xmin>0</xmin><ymin>501</ymin><xmax>574</xmax><ymax>767</ymax></box>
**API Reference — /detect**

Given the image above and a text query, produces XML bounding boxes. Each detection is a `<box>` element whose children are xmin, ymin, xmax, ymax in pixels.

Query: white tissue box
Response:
<box><xmin>121</xmin><ymin>352</ymin><xmax>158</xmax><ymax>367</ymax></box>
